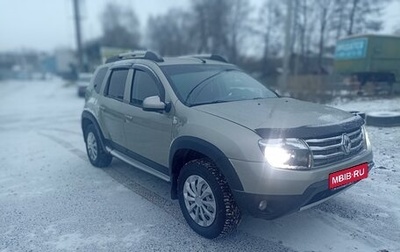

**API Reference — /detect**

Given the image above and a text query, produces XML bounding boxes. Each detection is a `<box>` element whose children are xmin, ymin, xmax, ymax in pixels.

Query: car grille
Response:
<box><xmin>305</xmin><ymin>128</ymin><xmax>364</xmax><ymax>167</ymax></box>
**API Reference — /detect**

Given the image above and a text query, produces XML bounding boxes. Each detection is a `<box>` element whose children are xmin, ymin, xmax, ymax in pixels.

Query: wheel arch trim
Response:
<box><xmin>81</xmin><ymin>110</ymin><xmax>107</xmax><ymax>151</ymax></box>
<box><xmin>169</xmin><ymin>136</ymin><xmax>244</xmax><ymax>199</ymax></box>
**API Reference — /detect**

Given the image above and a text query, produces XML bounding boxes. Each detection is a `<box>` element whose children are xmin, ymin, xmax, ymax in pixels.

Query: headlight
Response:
<box><xmin>361</xmin><ymin>126</ymin><xmax>371</xmax><ymax>150</ymax></box>
<box><xmin>258</xmin><ymin>139</ymin><xmax>313</xmax><ymax>169</ymax></box>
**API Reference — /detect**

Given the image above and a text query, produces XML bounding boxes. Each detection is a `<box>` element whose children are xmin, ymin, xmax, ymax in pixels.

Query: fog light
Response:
<box><xmin>258</xmin><ymin>200</ymin><xmax>268</xmax><ymax>211</ymax></box>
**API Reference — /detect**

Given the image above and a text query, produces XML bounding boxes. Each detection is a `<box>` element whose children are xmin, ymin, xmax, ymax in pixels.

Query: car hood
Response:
<box><xmin>194</xmin><ymin>98</ymin><xmax>361</xmax><ymax>138</ymax></box>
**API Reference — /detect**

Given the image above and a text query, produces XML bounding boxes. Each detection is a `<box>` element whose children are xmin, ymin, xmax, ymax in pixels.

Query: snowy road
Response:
<box><xmin>0</xmin><ymin>79</ymin><xmax>399</xmax><ymax>252</ymax></box>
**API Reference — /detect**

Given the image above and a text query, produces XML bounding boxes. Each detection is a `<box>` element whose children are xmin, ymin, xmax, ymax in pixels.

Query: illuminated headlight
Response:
<box><xmin>258</xmin><ymin>139</ymin><xmax>313</xmax><ymax>169</ymax></box>
<box><xmin>361</xmin><ymin>126</ymin><xmax>371</xmax><ymax>149</ymax></box>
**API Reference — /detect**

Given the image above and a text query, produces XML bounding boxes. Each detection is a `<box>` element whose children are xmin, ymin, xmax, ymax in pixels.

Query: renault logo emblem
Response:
<box><xmin>341</xmin><ymin>134</ymin><xmax>352</xmax><ymax>155</ymax></box>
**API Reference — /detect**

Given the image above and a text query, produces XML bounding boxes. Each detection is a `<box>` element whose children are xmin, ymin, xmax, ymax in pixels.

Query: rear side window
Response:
<box><xmin>93</xmin><ymin>67</ymin><xmax>108</xmax><ymax>93</ymax></box>
<box><xmin>106</xmin><ymin>69</ymin><xmax>128</xmax><ymax>100</ymax></box>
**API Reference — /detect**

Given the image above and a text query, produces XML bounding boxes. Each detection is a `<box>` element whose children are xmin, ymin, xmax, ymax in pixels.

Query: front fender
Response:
<box><xmin>169</xmin><ymin>136</ymin><xmax>244</xmax><ymax>195</ymax></box>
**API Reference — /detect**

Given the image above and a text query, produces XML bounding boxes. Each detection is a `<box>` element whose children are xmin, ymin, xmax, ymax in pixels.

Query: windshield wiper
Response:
<box><xmin>190</xmin><ymin>100</ymin><xmax>228</xmax><ymax>107</ymax></box>
<box><xmin>185</xmin><ymin>69</ymin><xmax>233</xmax><ymax>104</ymax></box>
<box><xmin>192</xmin><ymin>97</ymin><xmax>268</xmax><ymax>106</ymax></box>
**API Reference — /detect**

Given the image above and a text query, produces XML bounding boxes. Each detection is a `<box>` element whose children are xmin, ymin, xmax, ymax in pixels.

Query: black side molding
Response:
<box><xmin>105</xmin><ymin>139</ymin><xmax>169</xmax><ymax>177</ymax></box>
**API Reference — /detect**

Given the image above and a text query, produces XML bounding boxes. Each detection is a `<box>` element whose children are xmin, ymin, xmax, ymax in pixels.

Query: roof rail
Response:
<box><xmin>105</xmin><ymin>50</ymin><xmax>164</xmax><ymax>63</ymax></box>
<box><xmin>183</xmin><ymin>54</ymin><xmax>228</xmax><ymax>63</ymax></box>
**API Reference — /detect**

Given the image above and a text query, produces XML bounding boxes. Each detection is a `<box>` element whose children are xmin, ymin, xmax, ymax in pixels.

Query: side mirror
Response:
<box><xmin>142</xmin><ymin>96</ymin><xmax>165</xmax><ymax>112</ymax></box>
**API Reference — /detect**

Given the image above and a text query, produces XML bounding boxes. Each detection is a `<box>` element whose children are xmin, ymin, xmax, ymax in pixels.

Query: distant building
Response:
<box><xmin>0</xmin><ymin>51</ymin><xmax>42</xmax><ymax>80</ymax></box>
<box><xmin>54</xmin><ymin>48</ymin><xmax>78</xmax><ymax>80</ymax></box>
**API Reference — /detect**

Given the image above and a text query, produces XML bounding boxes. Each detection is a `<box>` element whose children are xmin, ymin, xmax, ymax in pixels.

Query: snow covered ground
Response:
<box><xmin>0</xmin><ymin>79</ymin><xmax>399</xmax><ymax>252</ymax></box>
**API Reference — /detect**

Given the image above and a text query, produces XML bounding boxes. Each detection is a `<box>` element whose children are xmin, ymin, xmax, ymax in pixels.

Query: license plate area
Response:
<box><xmin>329</xmin><ymin>163</ymin><xmax>368</xmax><ymax>189</ymax></box>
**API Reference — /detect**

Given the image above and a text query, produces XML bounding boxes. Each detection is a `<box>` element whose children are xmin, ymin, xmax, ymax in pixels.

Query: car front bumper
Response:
<box><xmin>230</xmin><ymin>151</ymin><xmax>374</xmax><ymax>220</ymax></box>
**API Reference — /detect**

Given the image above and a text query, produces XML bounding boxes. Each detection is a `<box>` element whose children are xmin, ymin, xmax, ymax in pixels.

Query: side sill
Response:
<box><xmin>106</xmin><ymin>147</ymin><xmax>170</xmax><ymax>182</ymax></box>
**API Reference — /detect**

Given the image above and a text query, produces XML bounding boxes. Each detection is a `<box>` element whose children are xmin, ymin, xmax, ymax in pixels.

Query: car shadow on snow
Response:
<box><xmin>100</xmin><ymin>159</ymin><xmax>298</xmax><ymax>251</ymax></box>
<box><xmin>100</xmin><ymin>159</ymin><xmax>398</xmax><ymax>251</ymax></box>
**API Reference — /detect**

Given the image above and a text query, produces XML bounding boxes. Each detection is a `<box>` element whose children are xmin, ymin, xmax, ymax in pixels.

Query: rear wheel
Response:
<box><xmin>178</xmin><ymin>158</ymin><xmax>241</xmax><ymax>239</ymax></box>
<box><xmin>85</xmin><ymin>124</ymin><xmax>112</xmax><ymax>167</ymax></box>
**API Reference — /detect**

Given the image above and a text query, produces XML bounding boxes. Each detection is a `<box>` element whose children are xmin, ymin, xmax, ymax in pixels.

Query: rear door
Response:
<box><xmin>120</xmin><ymin>65</ymin><xmax>173</xmax><ymax>169</ymax></box>
<box><xmin>98</xmin><ymin>67</ymin><xmax>130</xmax><ymax>147</ymax></box>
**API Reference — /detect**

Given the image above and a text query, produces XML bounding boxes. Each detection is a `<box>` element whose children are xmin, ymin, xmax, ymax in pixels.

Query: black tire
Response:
<box><xmin>366</xmin><ymin>111</ymin><xmax>400</xmax><ymax>127</ymax></box>
<box><xmin>84</xmin><ymin>124</ymin><xmax>112</xmax><ymax>167</ymax></box>
<box><xmin>177</xmin><ymin>158</ymin><xmax>241</xmax><ymax>239</ymax></box>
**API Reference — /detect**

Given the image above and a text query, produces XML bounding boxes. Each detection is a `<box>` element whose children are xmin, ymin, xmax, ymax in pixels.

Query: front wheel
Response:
<box><xmin>177</xmin><ymin>158</ymin><xmax>241</xmax><ymax>239</ymax></box>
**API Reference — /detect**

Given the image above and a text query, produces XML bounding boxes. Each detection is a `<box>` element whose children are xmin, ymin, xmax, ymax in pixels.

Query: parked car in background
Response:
<box><xmin>77</xmin><ymin>73</ymin><xmax>92</xmax><ymax>97</ymax></box>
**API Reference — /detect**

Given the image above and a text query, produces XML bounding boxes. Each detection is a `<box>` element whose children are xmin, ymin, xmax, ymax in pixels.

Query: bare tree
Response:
<box><xmin>226</xmin><ymin>0</ymin><xmax>251</xmax><ymax>63</ymax></box>
<box><xmin>100</xmin><ymin>3</ymin><xmax>141</xmax><ymax>49</ymax></box>
<box><xmin>189</xmin><ymin>0</ymin><xmax>251</xmax><ymax>62</ymax></box>
<box><xmin>346</xmin><ymin>0</ymin><xmax>387</xmax><ymax>35</ymax></box>
<box><xmin>191</xmin><ymin>0</ymin><xmax>230</xmax><ymax>55</ymax></box>
<box><xmin>331</xmin><ymin>0</ymin><xmax>348</xmax><ymax>40</ymax></box>
<box><xmin>259</xmin><ymin>1</ymin><xmax>284</xmax><ymax>60</ymax></box>
<box><xmin>316</xmin><ymin>0</ymin><xmax>335</xmax><ymax>72</ymax></box>
<box><xmin>147</xmin><ymin>9</ymin><xmax>195</xmax><ymax>56</ymax></box>
<box><xmin>294</xmin><ymin>0</ymin><xmax>320</xmax><ymax>73</ymax></box>
<box><xmin>347</xmin><ymin>0</ymin><xmax>359</xmax><ymax>35</ymax></box>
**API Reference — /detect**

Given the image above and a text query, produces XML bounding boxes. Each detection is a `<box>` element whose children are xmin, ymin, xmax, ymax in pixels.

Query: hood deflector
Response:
<box><xmin>255</xmin><ymin>116</ymin><xmax>364</xmax><ymax>139</ymax></box>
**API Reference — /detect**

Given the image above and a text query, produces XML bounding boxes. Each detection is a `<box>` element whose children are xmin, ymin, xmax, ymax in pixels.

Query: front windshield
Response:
<box><xmin>161</xmin><ymin>65</ymin><xmax>277</xmax><ymax>106</ymax></box>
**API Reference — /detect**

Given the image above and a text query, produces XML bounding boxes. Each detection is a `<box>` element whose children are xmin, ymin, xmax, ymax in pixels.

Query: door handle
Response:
<box><xmin>125</xmin><ymin>115</ymin><xmax>133</xmax><ymax>120</ymax></box>
<box><xmin>99</xmin><ymin>106</ymin><xmax>106</xmax><ymax>111</ymax></box>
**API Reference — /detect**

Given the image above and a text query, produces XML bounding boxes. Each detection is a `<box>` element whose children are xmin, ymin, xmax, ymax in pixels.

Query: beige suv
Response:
<box><xmin>81</xmin><ymin>51</ymin><xmax>374</xmax><ymax>238</ymax></box>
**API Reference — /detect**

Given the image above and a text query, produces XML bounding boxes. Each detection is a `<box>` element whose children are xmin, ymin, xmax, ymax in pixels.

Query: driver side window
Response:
<box><xmin>131</xmin><ymin>70</ymin><xmax>162</xmax><ymax>106</ymax></box>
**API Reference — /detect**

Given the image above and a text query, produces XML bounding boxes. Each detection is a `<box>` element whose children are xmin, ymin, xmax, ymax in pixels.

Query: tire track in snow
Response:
<box><xmin>38</xmin><ymin>132</ymin><xmax>87</xmax><ymax>161</ymax></box>
<box><xmin>38</xmin><ymin>131</ymin><xmax>183</xmax><ymax>222</ymax></box>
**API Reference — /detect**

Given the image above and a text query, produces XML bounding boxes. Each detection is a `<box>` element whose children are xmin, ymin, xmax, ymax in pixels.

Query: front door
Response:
<box><xmin>121</xmin><ymin>66</ymin><xmax>173</xmax><ymax>172</ymax></box>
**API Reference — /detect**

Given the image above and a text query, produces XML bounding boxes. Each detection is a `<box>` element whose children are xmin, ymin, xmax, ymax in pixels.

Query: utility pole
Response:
<box><xmin>73</xmin><ymin>0</ymin><xmax>83</xmax><ymax>72</ymax></box>
<box><xmin>282</xmin><ymin>0</ymin><xmax>293</xmax><ymax>90</ymax></box>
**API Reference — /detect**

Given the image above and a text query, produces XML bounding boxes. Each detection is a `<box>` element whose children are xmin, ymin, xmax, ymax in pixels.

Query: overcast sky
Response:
<box><xmin>0</xmin><ymin>0</ymin><xmax>190</xmax><ymax>52</ymax></box>
<box><xmin>1</xmin><ymin>0</ymin><xmax>399</xmax><ymax>53</ymax></box>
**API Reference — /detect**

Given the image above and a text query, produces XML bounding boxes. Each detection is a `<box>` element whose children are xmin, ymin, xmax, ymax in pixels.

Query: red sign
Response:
<box><xmin>329</xmin><ymin>163</ymin><xmax>368</xmax><ymax>189</ymax></box>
